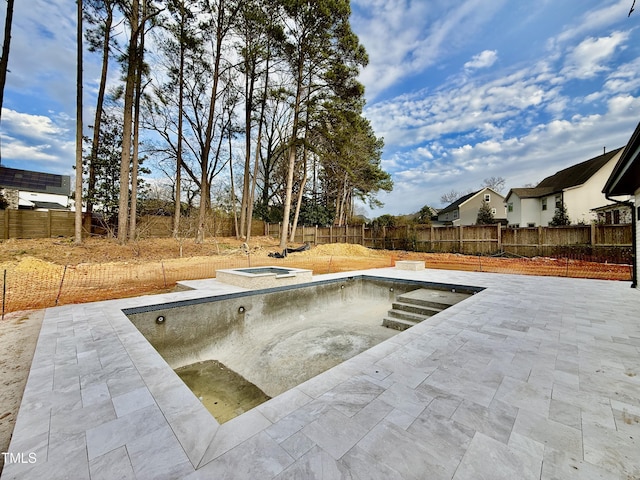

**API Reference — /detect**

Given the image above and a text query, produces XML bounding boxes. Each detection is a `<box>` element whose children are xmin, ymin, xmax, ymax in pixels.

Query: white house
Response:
<box><xmin>505</xmin><ymin>147</ymin><xmax>626</xmax><ymax>227</ymax></box>
<box><xmin>603</xmin><ymin>122</ymin><xmax>640</xmax><ymax>289</ymax></box>
<box><xmin>437</xmin><ymin>188</ymin><xmax>507</xmax><ymax>226</ymax></box>
<box><xmin>0</xmin><ymin>166</ymin><xmax>71</xmax><ymax>210</ymax></box>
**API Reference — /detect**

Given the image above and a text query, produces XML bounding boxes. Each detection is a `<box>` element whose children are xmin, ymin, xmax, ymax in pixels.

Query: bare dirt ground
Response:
<box><xmin>0</xmin><ymin>310</ymin><xmax>44</xmax><ymax>473</ymax></box>
<box><xmin>0</xmin><ymin>236</ymin><xmax>632</xmax><ymax>474</ymax></box>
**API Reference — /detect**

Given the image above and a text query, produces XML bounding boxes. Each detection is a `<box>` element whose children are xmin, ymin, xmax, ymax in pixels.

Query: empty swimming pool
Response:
<box><xmin>124</xmin><ymin>276</ymin><xmax>479</xmax><ymax>422</ymax></box>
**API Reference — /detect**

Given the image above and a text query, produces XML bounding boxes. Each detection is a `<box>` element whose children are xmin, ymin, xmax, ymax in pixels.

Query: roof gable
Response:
<box><xmin>0</xmin><ymin>167</ymin><xmax>70</xmax><ymax>196</ymax></box>
<box><xmin>505</xmin><ymin>187</ymin><xmax>556</xmax><ymax>201</ymax></box>
<box><xmin>603</xmin><ymin>122</ymin><xmax>640</xmax><ymax>196</ymax></box>
<box><xmin>536</xmin><ymin>147</ymin><xmax>624</xmax><ymax>191</ymax></box>
<box><xmin>439</xmin><ymin>190</ymin><xmax>480</xmax><ymax>215</ymax></box>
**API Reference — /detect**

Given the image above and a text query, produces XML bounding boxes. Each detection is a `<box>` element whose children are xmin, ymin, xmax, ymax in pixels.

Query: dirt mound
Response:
<box><xmin>308</xmin><ymin>243</ymin><xmax>385</xmax><ymax>257</ymax></box>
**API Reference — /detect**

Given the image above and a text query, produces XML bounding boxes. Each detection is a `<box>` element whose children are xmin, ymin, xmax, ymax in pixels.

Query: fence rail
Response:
<box><xmin>267</xmin><ymin>223</ymin><xmax>632</xmax><ymax>262</ymax></box>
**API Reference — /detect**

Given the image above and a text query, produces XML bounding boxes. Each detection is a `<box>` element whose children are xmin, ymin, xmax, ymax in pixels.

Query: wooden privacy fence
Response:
<box><xmin>0</xmin><ymin>209</ymin><xmax>76</xmax><ymax>239</ymax></box>
<box><xmin>267</xmin><ymin>223</ymin><xmax>633</xmax><ymax>262</ymax></box>
<box><xmin>0</xmin><ymin>209</ymin><xmax>266</xmax><ymax>239</ymax></box>
<box><xmin>1</xmin><ymin>210</ymin><xmax>632</xmax><ymax>263</ymax></box>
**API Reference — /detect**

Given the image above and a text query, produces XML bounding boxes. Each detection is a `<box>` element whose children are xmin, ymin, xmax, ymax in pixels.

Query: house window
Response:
<box><xmin>527</xmin><ymin>223</ymin><xmax>535</xmax><ymax>227</ymax></box>
<box><xmin>491</xmin><ymin>208</ymin><xmax>497</xmax><ymax>215</ymax></box>
<box><xmin>541</xmin><ymin>198</ymin><xmax>547</xmax><ymax>211</ymax></box>
<box><xmin>613</xmin><ymin>210</ymin><xmax>620</xmax><ymax>224</ymax></box>
<box><xmin>484</xmin><ymin>193</ymin><xmax>491</xmax><ymax>202</ymax></box>
<box><xmin>453</xmin><ymin>210</ymin><xmax>458</xmax><ymax>219</ymax></box>
<box><xmin>555</xmin><ymin>195</ymin><xmax>562</xmax><ymax>209</ymax></box>
<box><xmin>508</xmin><ymin>203</ymin><xmax>513</xmax><ymax>212</ymax></box>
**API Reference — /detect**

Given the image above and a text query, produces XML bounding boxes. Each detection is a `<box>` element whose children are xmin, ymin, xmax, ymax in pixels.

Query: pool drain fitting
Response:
<box><xmin>156</xmin><ymin>315</ymin><xmax>166</xmax><ymax>324</ymax></box>
<box><xmin>238</xmin><ymin>306</ymin><xmax>246</xmax><ymax>314</ymax></box>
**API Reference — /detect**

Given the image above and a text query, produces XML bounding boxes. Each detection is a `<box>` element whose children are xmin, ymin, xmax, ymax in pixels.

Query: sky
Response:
<box><xmin>1</xmin><ymin>0</ymin><xmax>639</xmax><ymax>216</ymax></box>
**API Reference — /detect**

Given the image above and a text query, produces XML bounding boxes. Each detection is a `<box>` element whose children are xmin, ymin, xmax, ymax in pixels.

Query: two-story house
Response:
<box><xmin>505</xmin><ymin>147</ymin><xmax>626</xmax><ymax>227</ymax></box>
<box><xmin>437</xmin><ymin>188</ymin><xmax>506</xmax><ymax>226</ymax></box>
<box><xmin>0</xmin><ymin>166</ymin><xmax>71</xmax><ymax>210</ymax></box>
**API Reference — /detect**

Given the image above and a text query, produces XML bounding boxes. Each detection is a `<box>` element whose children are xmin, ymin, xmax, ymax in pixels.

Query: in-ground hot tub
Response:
<box><xmin>215</xmin><ymin>265</ymin><xmax>313</xmax><ymax>288</ymax></box>
<box><xmin>124</xmin><ymin>276</ymin><xmax>481</xmax><ymax>423</ymax></box>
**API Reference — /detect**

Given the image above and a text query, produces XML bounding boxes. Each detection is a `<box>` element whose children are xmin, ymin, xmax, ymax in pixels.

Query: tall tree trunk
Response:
<box><xmin>196</xmin><ymin>0</ymin><xmax>225</xmax><ymax>243</ymax></box>
<box><xmin>173</xmin><ymin>1</ymin><xmax>186</xmax><ymax>237</ymax></box>
<box><xmin>290</xmin><ymin>123</ymin><xmax>309</xmax><ymax>242</ymax></box>
<box><xmin>280</xmin><ymin>62</ymin><xmax>303</xmax><ymax>249</ymax></box>
<box><xmin>290</xmin><ymin>167</ymin><xmax>307</xmax><ymax>243</ymax></box>
<box><xmin>239</xmin><ymin>59</ymin><xmax>255</xmax><ymax>240</ymax></box>
<box><xmin>87</xmin><ymin>2</ymin><xmax>113</xmax><ymax>215</ymax></box>
<box><xmin>129</xmin><ymin>0</ymin><xmax>147</xmax><ymax>241</ymax></box>
<box><xmin>75</xmin><ymin>0</ymin><xmax>83</xmax><ymax>244</ymax></box>
<box><xmin>0</xmin><ymin>0</ymin><xmax>14</xmax><ymax>130</ymax></box>
<box><xmin>229</xmin><ymin>129</ymin><xmax>238</xmax><ymax>239</ymax></box>
<box><xmin>117</xmin><ymin>0</ymin><xmax>140</xmax><ymax>244</ymax></box>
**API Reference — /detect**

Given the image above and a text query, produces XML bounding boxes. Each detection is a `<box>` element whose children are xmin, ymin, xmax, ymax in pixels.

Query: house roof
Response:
<box><xmin>0</xmin><ymin>166</ymin><xmax>70</xmax><ymax>196</ymax></box>
<box><xmin>536</xmin><ymin>147</ymin><xmax>624</xmax><ymax>191</ymax></box>
<box><xmin>439</xmin><ymin>190</ymin><xmax>480</xmax><ymax>215</ymax></box>
<box><xmin>506</xmin><ymin>187</ymin><xmax>556</xmax><ymax>201</ymax></box>
<box><xmin>603</xmin><ymin>122</ymin><xmax>640</xmax><ymax>196</ymax></box>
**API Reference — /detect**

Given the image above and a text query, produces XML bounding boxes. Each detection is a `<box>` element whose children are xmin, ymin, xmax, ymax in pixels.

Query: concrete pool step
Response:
<box><xmin>398</xmin><ymin>288</ymin><xmax>471</xmax><ymax>309</ymax></box>
<box><xmin>382</xmin><ymin>316</ymin><xmax>420</xmax><ymax>331</ymax></box>
<box><xmin>390</xmin><ymin>301</ymin><xmax>443</xmax><ymax>317</ymax></box>
<box><xmin>382</xmin><ymin>302</ymin><xmax>441</xmax><ymax>331</ymax></box>
<box><xmin>382</xmin><ymin>288</ymin><xmax>470</xmax><ymax>331</ymax></box>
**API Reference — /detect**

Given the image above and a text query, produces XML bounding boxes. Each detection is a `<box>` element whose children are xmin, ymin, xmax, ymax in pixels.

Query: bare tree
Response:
<box><xmin>481</xmin><ymin>176</ymin><xmax>506</xmax><ymax>193</ymax></box>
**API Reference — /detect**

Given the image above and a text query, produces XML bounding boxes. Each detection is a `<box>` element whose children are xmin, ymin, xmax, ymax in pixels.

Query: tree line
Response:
<box><xmin>74</xmin><ymin>0</ymin><xmax>391</xmax><ymax>246</ymax></box>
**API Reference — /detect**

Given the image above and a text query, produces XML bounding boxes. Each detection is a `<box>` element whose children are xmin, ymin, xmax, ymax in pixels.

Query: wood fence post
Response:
<box><xmin>3</xmin><ymin>210</ymin><xmax>8</xmax><ymax>239</ymax></box>
<box><xmin>47</xmin><ymin>210</ymin><xmax>52</xmax><ymax>238</ymax></box>
<box><xmin>497</xmin><ymin>224</ymin><xmax>502</xmax><ymax>252</ymax></box>
<box><xmin>361</xmin><ymin>223</ymin><xmax>365</xmax><ymax>246</ymax></box>
<box><xmin>590</xmin><ymin>223</ymin><xmax>596</xmax><ymax>246</ymax></box>
<box><xmin>330</xmin><ymin>225</ymin><xmax>333</xmax><ymax>243</ymax></box>
<box><xmin>430</xmin><ymin>225</ymin><xmax>434</xmax><ymax>251</ymax></box>
<box><xmin>459</xmin><ymin>225</ymin><xmax>464</xmax><ymax>251</ymax></box>
<box><xmin>314</xmin><ymin>225</ymin><xmax>318</xmax><ymax>244</ymax></box>
<box><xmin>538</xmin><ymin>226</ymin><xmax>544</xmax><ymax>255</ymax></box>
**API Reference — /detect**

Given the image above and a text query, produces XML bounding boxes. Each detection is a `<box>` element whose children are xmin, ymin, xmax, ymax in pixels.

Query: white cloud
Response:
<box><xmin>1</xmin><ymin>109</ymin><xmax>66</xmax><ymax>139</ymax></box>
<box><xmin>352</xmin><ymin>0</ymin><xmax>508</xmax><ymax>100</ymax></box>
<box><xmin>562</xmin><ymin>31</ymin><xmax>629</xmax><ymax>80</ymax></box>
<box><xmin>365</xmin><ymin>60</ymin><xmax>565</xmax><ymax>148</ymax></box>
<box><xmin>555</xmin><ymin>0</ymin><xmax>630</xmax><ymax>45</ymax></box>
<box><xmin>464</xmin><ymin>50</ymin><xmax>498</xmax><ymax>70</ymax></box>
<box><xmin>0</xmin><ymin>109</ymin><xmax>74</xmax><ymax>172</ymax></box>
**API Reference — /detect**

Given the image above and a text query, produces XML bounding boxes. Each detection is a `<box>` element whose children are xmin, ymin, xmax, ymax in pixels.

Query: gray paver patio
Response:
<box><xmin>2</xmin><ymin>267</ymin><xmax>639</xmax><ymax>479</ymax></box>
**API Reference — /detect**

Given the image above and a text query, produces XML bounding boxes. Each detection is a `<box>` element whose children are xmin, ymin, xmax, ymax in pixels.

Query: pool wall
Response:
<box><xmin>125</xmin><ymin>277</ymin><xmax>481</xmax><ymax>396</ymax></box>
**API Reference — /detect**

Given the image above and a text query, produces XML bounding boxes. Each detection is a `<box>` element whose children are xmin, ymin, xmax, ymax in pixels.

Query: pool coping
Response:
<box><xmin>2</xmin><ymin>268</ymin><xmax>640</xmax><ymax>479</ymax></box>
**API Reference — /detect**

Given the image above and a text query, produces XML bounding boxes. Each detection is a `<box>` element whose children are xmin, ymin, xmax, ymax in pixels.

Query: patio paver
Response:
<box><xmin>2</xmin><ymin>267</ymin><xmax>639</xmax><ymax>479</ymax></box>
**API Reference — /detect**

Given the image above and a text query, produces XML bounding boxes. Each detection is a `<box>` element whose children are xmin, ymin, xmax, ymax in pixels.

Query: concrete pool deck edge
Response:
<box><xmin>2</xmin><ymin>268</ymin><xmax>640</xmax><ymax>479</ymax></box>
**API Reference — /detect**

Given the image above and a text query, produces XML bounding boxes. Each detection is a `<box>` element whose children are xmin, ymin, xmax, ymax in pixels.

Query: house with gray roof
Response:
<box><xmin>505</xmin><ymin>147</ymin><xmax>626</xmax><ymax>227</ymax></box>
<box><xmin>437</xmin><ymin>188</ymin><xmax>506</xmax><ymax>226</ymax></box>
<box><xmin>0</xmin><ymin>166</ymin><xmax>71</xmax><ymax>210</ymax></box>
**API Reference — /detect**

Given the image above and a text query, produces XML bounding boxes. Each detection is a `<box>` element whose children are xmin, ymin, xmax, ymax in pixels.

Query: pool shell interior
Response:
<box><xmin>234</xmin><ymin>267</ymin><xmax>295</xmax><ymax>275</ymax></box>
<box><xmin>124</xmin><ymin>276</ymin><xmax>481</xmax><ymax>423</ymax></box>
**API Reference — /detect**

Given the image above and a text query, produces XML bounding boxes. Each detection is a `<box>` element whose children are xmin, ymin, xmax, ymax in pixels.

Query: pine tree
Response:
<box><xmin>476</xmin><ymin>201</ymin><xmax>495</xmax><ymax>225</ymax></box>
<box><xmin>549</xmin><ymin>201</ymin><xmax>570</xmax><ymax>226</ymax></box>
